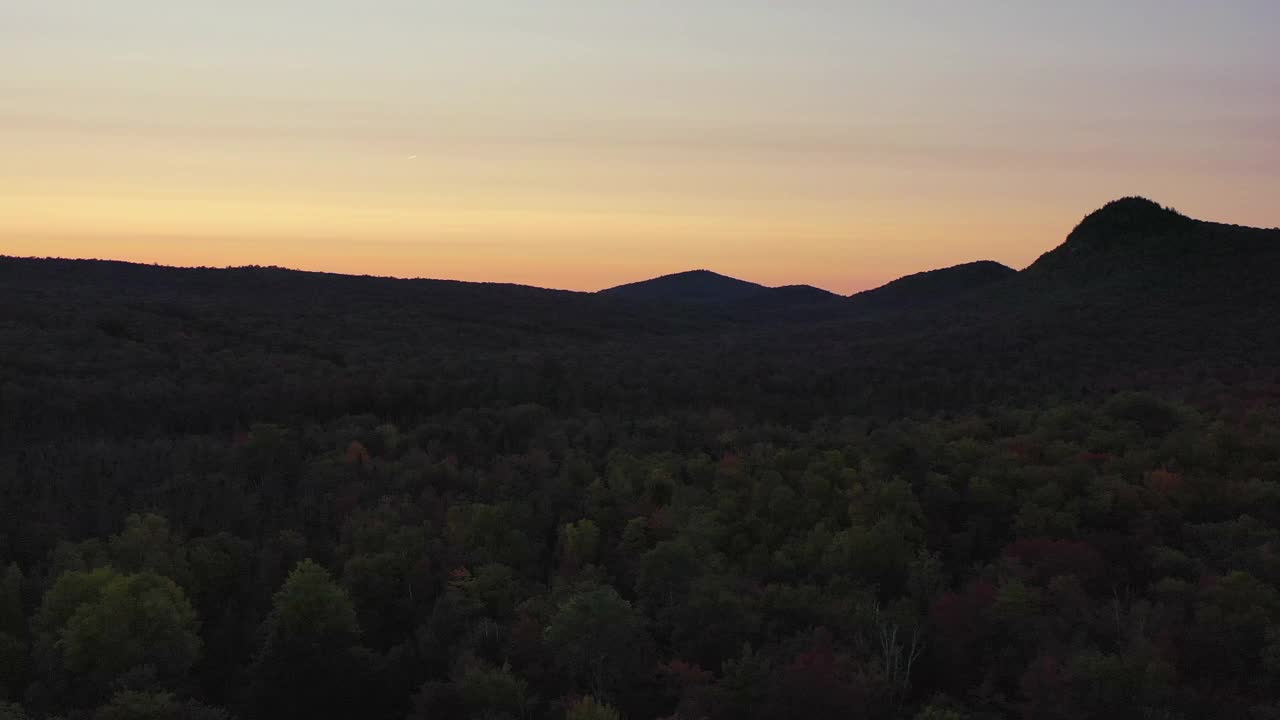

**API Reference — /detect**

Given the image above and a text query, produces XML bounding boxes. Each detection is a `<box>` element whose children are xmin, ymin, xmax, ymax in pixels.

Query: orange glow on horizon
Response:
<box><xmin>3</xmin><ymin>4</ymin><xmax>1276</xmax><ymax>293</ymax></box>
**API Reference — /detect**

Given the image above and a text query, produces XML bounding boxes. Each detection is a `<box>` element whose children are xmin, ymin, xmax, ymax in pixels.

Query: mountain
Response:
<box><xmin>1017</xmin><ymin>196</ymin><xmax>1280</xmax><ymax>305</ymax></box>
<box><xmin>1029</xmin><ymin>196</ymin><xmax>1280</xmax><ymax>268</ymax></box>
<box><xmin>900</xmin><ymin>197</ymin><xmax>1280</xmax><ymax>402</ymax></box>
<box><xmin>764</xmin><ymin>284</ymin><xmax>843</xmax><ymax>304</ymax></box>
<box><xmin>8</xmin><ymin>199</ymin><xmax>1280</xmax><ymax>720</ymax></box>
<box><xmin>599</xmin><ymin>269</ymin><xmax>769</xmax><ymax>303</ymax></box>
<box><xmin>4</xmin><ymin>196</ymin><xmax>1280</xmax><ymax>495</ymax></box>
<box><xmin>598</xmin><ymin>270</ymin><xmax>840</xmax><ymax>308</ymax></box>
<box><xmin>0</xmin><ymin>256</ymin><xmax>724</xmax><ymax>353</ymax></box>
<box><xmin>847</xmin><ymin>260</ymin><xmax>1016</xmax><ymax>312</ymax></box>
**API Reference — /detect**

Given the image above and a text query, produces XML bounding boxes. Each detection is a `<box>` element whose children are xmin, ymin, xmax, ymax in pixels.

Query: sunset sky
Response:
<box><xmin>3</xmin><ymin>1</ymin><xmax>1278</xmax><ymax>293</ymax></box>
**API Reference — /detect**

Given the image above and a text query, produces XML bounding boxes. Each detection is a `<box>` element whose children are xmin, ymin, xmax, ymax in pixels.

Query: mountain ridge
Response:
<box><xmin>598</xmin><ymin>269</ymin><xmax>840</xmax><ymax>306</ymax></box>
<box><xmin>1019</xmin><ymin>196</ymin><xmax>1280</xmax><ymax>305</ymax></box>
<box><xmin>4</xmin><ymin>196</ymin><xmax>1280</xmax><ymax>439</ymax></box>
<box><xmin>7</xmin><ymin>197</ymin><xmax>1278</xmax><ymax>314</ymax></box>
<box><xmin>847</xmin><ymin>260</ymin><xmax>1017</xmax><ymax>312</ymax></box>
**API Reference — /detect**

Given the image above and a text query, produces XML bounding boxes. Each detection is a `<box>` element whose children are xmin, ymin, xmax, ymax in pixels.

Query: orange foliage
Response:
<box><xmin>1146</xmin><ymin>468</ymin><xmax>1183</xmax><ymax>494</ymax></box>
<box><xmin>346</xmin><ymin>440</ymin><xmax>370</xmax><ymax>466</ymax></box>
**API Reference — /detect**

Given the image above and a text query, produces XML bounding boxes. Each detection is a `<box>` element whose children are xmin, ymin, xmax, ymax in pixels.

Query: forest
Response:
<box><xmin>2</xmin><ymin>198</ymin><xmax>1280</xmax><ymax>719</ymax></box>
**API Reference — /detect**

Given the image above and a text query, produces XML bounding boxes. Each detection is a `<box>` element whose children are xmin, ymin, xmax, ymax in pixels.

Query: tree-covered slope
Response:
<box><xmin>2</xmin><ymin>199</ymin><xmax>1280</xmax><ymax>719</ymax></box>
<box><xmin>847</xmin><ymin>260</ymin><xmax>1016</xmax><ymax>312</ymax></box>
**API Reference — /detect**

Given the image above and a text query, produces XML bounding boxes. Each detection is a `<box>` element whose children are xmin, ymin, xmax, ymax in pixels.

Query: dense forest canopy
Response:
<box><xmin>2</xmin><ymin>198</ymin><xmax>1280</xmax><ymax>719</ymax></box>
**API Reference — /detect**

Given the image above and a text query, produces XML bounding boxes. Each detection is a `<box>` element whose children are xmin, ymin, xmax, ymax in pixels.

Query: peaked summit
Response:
<box><xmin>1027</xmin><ymin>196</ymin><xmax>1280</xmax><ymax>279</ymax></box>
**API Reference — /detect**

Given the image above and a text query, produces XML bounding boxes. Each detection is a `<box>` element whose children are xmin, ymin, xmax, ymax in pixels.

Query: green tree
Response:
<box><xmin>567</xmin><ymin>695</ymin><xmax>623</xmax><ymax>720</ymax></box>
<box><xmin>0</xmin><ymin>634</ymin><xmax>22</xmax><ymax>701</ymax></box>
<box><xmin>338</xmin><ymin>502</ymin><xmax>430</xmax><ymax>646</ymax></box>
<box><xmin>560</xmin><ymin>519</ymin><xmax>601</xmax><ymax>574</ymax></box>
<box><xmin>544</xmin><ymin>584</ymin><xmax>647</xmax><ymax>699</ymax></box>
<box><xmin>914</xmin><ymin>704</ymin><xmax>967</xmax><ymax>720</ymax></box>
<box><xmin>34</xmin><ymin>568</ymin><xmax>200</xmax><ymax>683</ymax></box>
<box><xmin>185</xmin><ymin>532</ymin><xmax>252</xmax><ymax>611</ymax></box>
<box><xmin>455</xmin><ymin>662</ymin><xmax>530</xmax><ymax>720</ymax></box>
<box><xmin>456</xmin><ymin>564</ymin><xmax>521</xmax><ymax>619</ymax></box>
<box><xmin>258</xmin><ymin>560</ymin><xmax>359</xmax><ymax>653</ymax></box>
<box><xmin>108</xmin><ymin>515</ymin><xmax>189</xmax><ymax>587</ymax></box>
<box><xmin>1192</xmin><ymin>570</ymin><xmax>1280</xmax><ymax>685</ymax></box>
<box><xmin>94</xmin><ymin>690</ymin><xmax>231</xmax><ymax>720</ymax></box>
<box><xmin>0</xmin><ymin>564</ymin><xmax>25</xmax><ymax>698</ymax></box>
<box><xmin>636</xmin><ymin>540</ymin><xmax>699</xmax><ymax>616</ymax></box>
<box><xmin>0</xmin><ymin>565</ymin><xmax>21</xmax><ymax>637</ymax></box>
<box><xmin>717</xmin><ymin>644</ymin><xmax>772</xmax><ymax>719</ymax></box>
<box><xmin>249</xmin><ymin>560</ymin><xmax>365</xmax><ymax>719</ymax></box>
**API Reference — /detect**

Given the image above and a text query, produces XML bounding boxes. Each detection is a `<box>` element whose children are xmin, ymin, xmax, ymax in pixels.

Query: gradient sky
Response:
<box><xmin>3</xmin><ymin>1</ymin><xmax>1278</xmax><ymax>292</ymax></box>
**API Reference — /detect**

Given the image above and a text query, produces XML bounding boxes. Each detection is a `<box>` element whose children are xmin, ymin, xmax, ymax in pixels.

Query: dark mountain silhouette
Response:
<box><xmin>599</xmin><ymin>269</ymin><xmax>769</xmax><ymax>303</ymax></box>
<box><xmin>1038</xmin><ymin>196</ymin><xmax>1194</xmax><ymax>258</ymax></box>
<box><xmin>770</xmin><ymin>284</ymin><xmax>842</xmax><ymax>302</ymax></box>
<box><xmin>7</xmin><ymin>198</ymin><xmax>1280</xmax><ymax>717</ymax></box>
<box><xmin>599</xmin><ymin>270</ymin><xmax>840</xmax><ymax>307</ymax></box>
<box><xmin>7</xmin><ymin>199</ymin><xmax>1280</xmax><ymax>720</ymax></box>
<box><xmin>2</xmin><ymin>196</ymin><xmax>1279</xmax><ymax>451</ymax></box>
<box><xmin>892</xmin><ymin>197</ymin><xmax>1280</xmax><ymax>403</ymax></box>
<box><xmin>1014</xmin><ymin>196</ymin><xmax>1280</xmax><ymax>305</ymax></box>
<box><xmin>1032</xmin><ymin>196</ymin><xmax>1280</xmax><ymax>266</ymax></box>
<box><xmin>847</xmin><ymin>260</ymin><xmax>1016</xmax><ymax>312</ymax></box>
<box><xmin>0</xmin><ymin>256</ymin><xmax>723</xmax><ymax>350</ymax></box>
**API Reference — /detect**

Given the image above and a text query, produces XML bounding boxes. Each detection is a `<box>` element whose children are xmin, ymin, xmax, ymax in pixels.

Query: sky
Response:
<box><xmin>2</xmin><ymin>1</ymin><xmax>1278</xmax><ymax>293</ymax></box>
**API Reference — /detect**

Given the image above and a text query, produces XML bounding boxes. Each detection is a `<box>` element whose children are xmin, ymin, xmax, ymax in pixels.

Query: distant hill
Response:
<box><xmin>847</xmin><ymin>260</ymin><xmax>1016</xmax><ymax>312</ymax></box>
<box><xmin>765</xmin><ymin>284</ymin><xmax>843</xmax><ymax>303</ymax></box>
<box><xmin>599</xmin><ymin>270</ymin><xmax>839</xmax><ymax>307</ymax></box>
<box><xmin>0</xmin><ymin>256</ymin><xmax>724</xmax><ymax>353</ymax></box>
<box><xmin>7</xmin><ymin>198</ymin><xmax>1280</xmax><ymax>720</ymax></box>
<box><xmin>599</xmin><ymin>270</ymin><xmax>768</xmax><ymax>303</ymax></box>
<box><xmin>2</xmin><ymin>196</ymin><xmax>1278</xmax><ymax>443</ymax></box>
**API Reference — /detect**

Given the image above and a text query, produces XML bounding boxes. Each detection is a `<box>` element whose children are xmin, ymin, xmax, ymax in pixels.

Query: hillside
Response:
<box><xmin>599</xmin><ymin>270</ymin><xmax>843</xmax><ymax>317</ymax></box>
<box><xmin>599</xmin><ymin>269</ymin><xmax>769</xmax><ymax>303</ymax></box>
<box><xmin>1020</xmin><ymin>196</ymin><xmax>1280</xmax><ymax>303</ymax></box>
<box><xmin>763</xmin><ymin>284</ymin><xmax>841</xmax><ymax>303</ymax></box>
<box><xmin>847</xmin><ymin>260</ymin><xmax>1016</xmax><ymax>312</ymax></box>
<box><xmin>4</xmin><ymin>198</ymin><xmax>1280</xmax><ymax>720</ymax></box>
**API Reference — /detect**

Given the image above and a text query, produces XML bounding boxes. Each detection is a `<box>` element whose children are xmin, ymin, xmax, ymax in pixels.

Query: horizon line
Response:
<box><xmin>2</xmin><ymin>252</ymin><xmax>1026</xmax><ymax>297</ymax></box>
